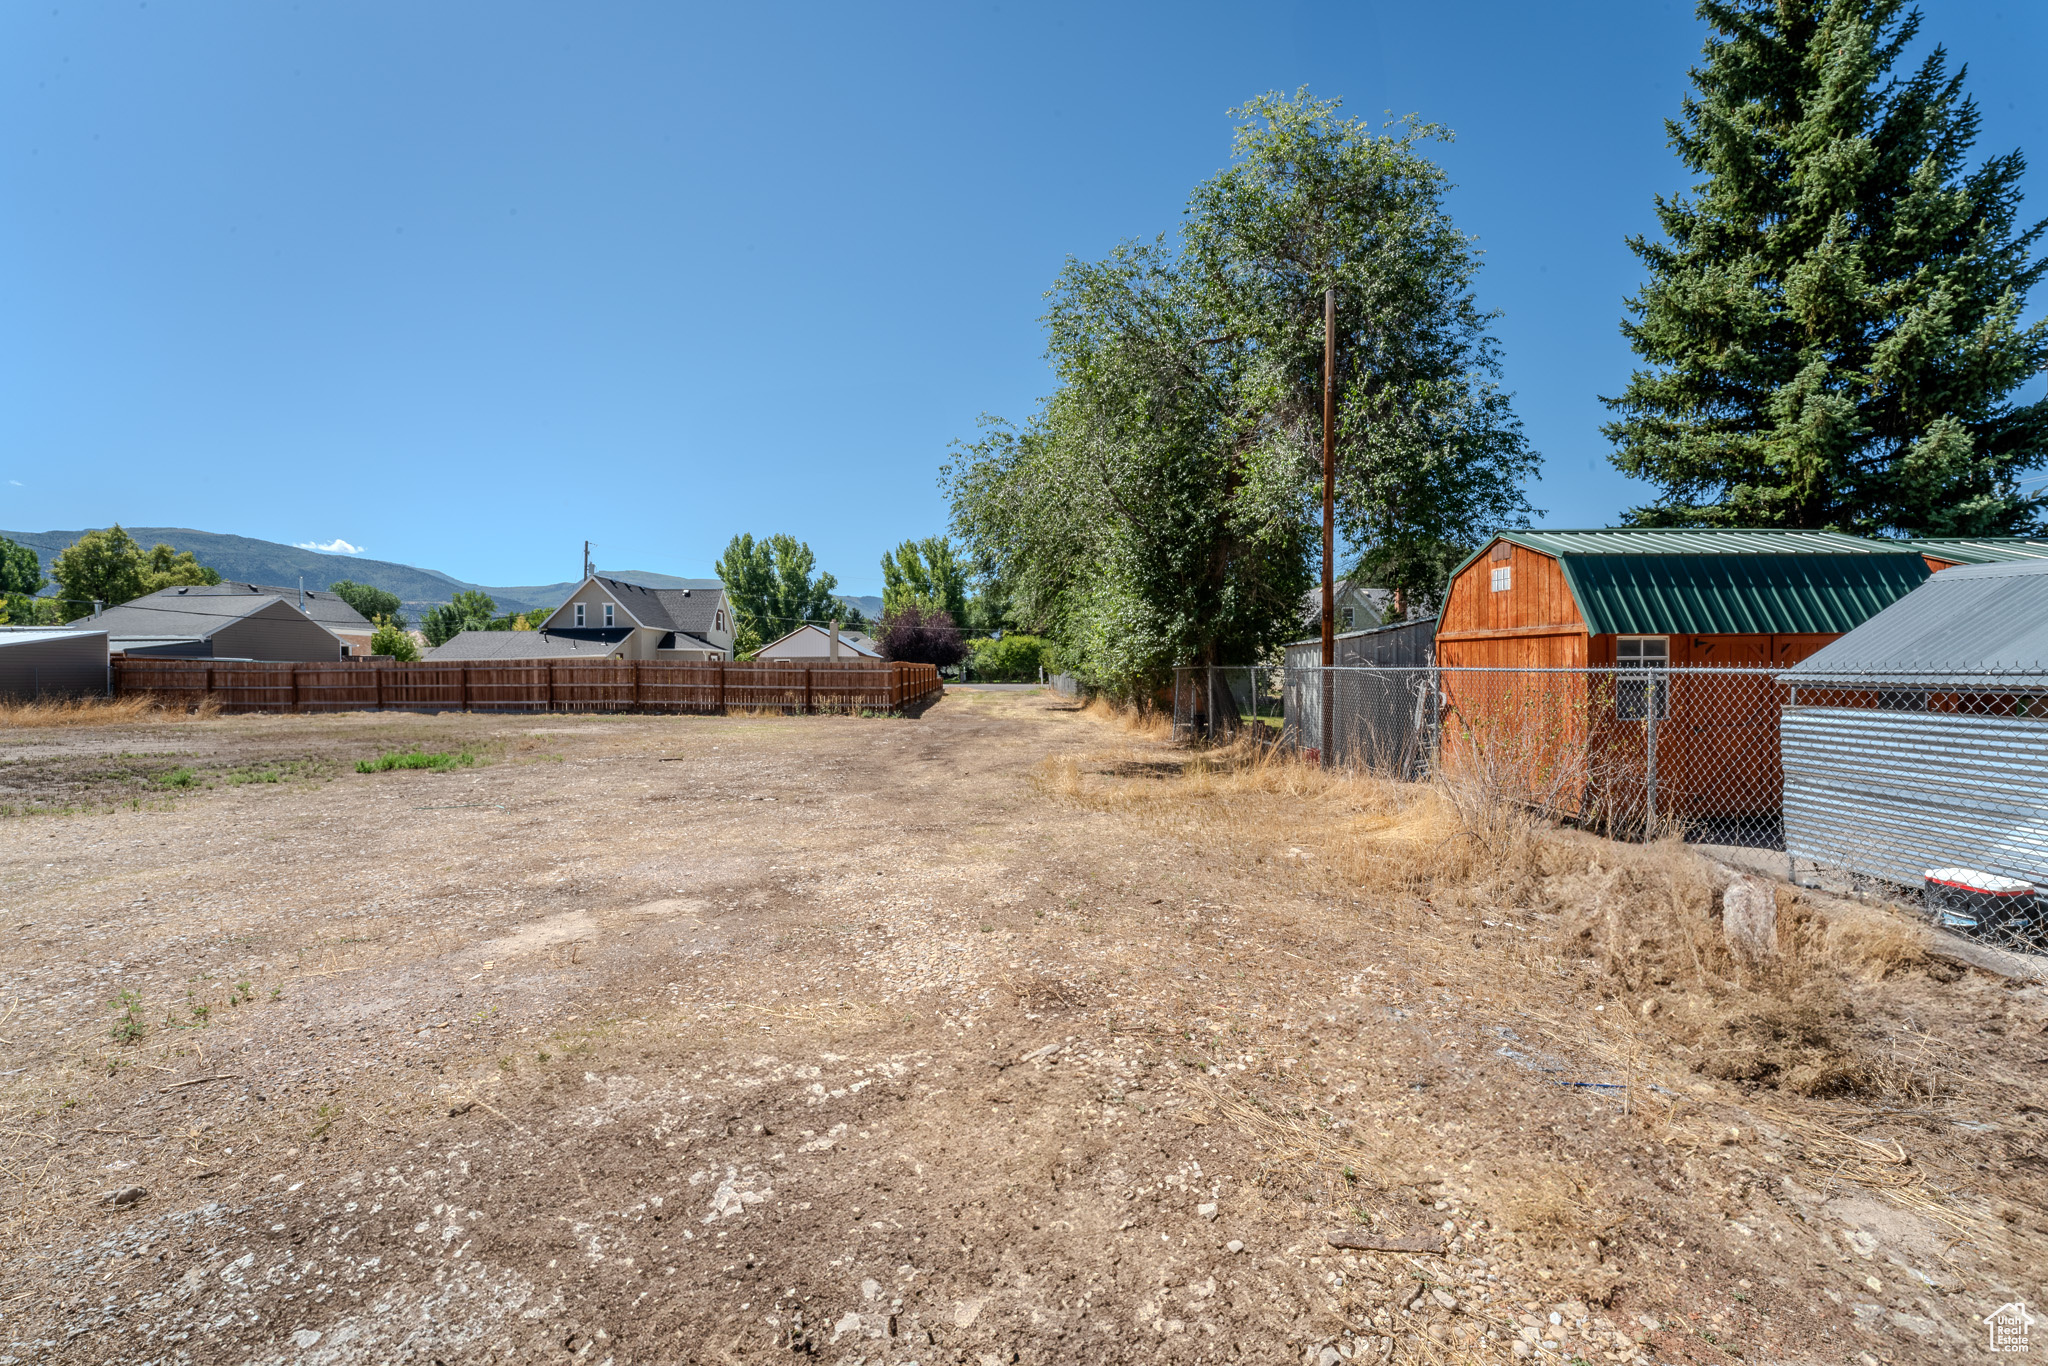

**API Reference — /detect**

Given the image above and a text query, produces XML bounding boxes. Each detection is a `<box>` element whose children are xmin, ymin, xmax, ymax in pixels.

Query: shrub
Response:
<box><xmin>370</xmin><ymin>616</ymin><xmax>420</xmax><ymax>661</ymax></box>
<box><xmin>966</xmin><ymin>634</ymin><xmax>1051</xmax><ymax>681</ymax></box>
<box><xmin>878</xmin><ymin>605</ymin><xmax>967</xmax><ymax>668</ymax></box>
<box><xmin>355</xmin><ymin>748</ymin><xmax>479</xmax><ymax>773</ymax></box>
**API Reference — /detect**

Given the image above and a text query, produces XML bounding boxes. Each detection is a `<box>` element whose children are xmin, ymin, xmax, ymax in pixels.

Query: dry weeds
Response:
<box><xmin>1037</xmin><ymin>716</ymin><xmax>2040</xmax><ymax>1270</ymax></box>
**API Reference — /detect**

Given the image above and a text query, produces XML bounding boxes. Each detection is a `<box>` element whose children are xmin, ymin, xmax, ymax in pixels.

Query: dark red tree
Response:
<box><xmin>878</xmin><ymin>605</ymin><xmax>966</xmax><ymax>668</ymax></box>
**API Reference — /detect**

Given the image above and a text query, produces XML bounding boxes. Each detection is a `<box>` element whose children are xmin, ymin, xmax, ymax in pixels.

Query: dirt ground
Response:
<box><xmin>0</xmin><ymin>690</ymin><xmax>2042</xmax><ymax>1365</ymax></box>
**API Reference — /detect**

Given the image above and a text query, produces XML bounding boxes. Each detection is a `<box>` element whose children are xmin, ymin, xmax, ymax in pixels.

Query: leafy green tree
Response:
<box><xmin>1184</xmin><ymin>92</ymin><xmax>1538</xmax><ymax>615</ymax></box>
<box><xmin>328</xmin><ymin>580</ymin><xmax>405</xmax><ymax>629</ymax></box>
<box><xmin>714</xmin><ymin>533</ymin><xmax>842</xmax><ymax>644</ymax></box>
<box><xmin>0</xmin><ymin>536</ymin><xmax>44</xmax><ymax>597</ymax></box>
<box><xmin>947</xmin><ymin>91</ymin><xmax>1534</xmax><ymax>691</ymax></box>
<box><xmin>967</xmin><ymin>633</ymin><xmax>1051</xmax><ymax>681</ymax></box>
<box><xmin>52</xmin><ymin>526</ymin><xmax>150</xmax><ymax>613</ymax></box>
<box><xmin>370</xmin><ymin>616</ymin><xmax>420</xmax><ymax>661</ymax></box>
<box><xmin>1604</xmin><ymin>0</ymin><xmax>2048</xmax><ymax>533</ymax></box>
<box><xmin>420</xmin><ymin>590</ymin><xmax>497</xmax><ymax>647</ymax></box>
<box><xmin>880</xmin><ymin>538</ymin><xmax>970</xmax><ymax>623</ymax></box>
<box><xmin>141</xmin><ymin>543</ymin><xmax>221</xmax><ymax>591</ymax></box>
<box><xmin>834</xmin><ymin>602</ymin><xmax>870</xmax><ymax>632</ymax></box>
<box><xmin>0</xmin><ymin>536</ymin><xmax>48</xmax><ymax>624</ymax></box>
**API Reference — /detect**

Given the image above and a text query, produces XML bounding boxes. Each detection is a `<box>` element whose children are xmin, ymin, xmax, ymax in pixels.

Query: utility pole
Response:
<box><xmin>1320</xmin><ymin>286</ymin><xmax>1337</xmax><ymax>767</ymax></box>
<box><xmin>583</xmin><ymin>540</ymin><xmax>592</xmax><ymax>581</ymax></box>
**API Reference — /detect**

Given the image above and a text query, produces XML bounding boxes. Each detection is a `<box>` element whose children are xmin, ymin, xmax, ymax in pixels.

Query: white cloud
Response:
<box><xmin>296</xmin><ymin>538</ymin><xmax>366</xmax><ymax>555</ymax></box>
<box><xmin>7</xmin><ymin>480</ymin><xmax>20</xmax><ymax>486</ymax></box>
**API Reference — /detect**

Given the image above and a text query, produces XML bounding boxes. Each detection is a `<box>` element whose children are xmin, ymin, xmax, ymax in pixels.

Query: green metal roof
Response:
<box><xmin>1494</xmin><ymin>527</ymin><xmax>1908</xmax><ymax>558</ymax></box>
<box><xmin>1557</xmin><ymin>553</ymin><xmax>1929</xmax><ymax>635</ymax></box>
<box><xmin>1898</xmin><ymin>537</ymin><xmax>2048</xmax><ymax>565</ymax></box>
<box><xmin>1447</xmin><ymin>528</ymin><xmax>1931</xmax><ymax>636</ymax></box>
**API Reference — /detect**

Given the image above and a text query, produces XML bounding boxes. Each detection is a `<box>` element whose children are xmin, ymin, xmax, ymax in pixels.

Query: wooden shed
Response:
<box><xmin>1433</xmin><ymin>529</ymin><xmax>1931</xmax><ymax>831</ymax></box>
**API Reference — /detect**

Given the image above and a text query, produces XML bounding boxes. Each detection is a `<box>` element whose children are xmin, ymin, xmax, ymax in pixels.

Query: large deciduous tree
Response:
<box><xmin>1604</xmin><ymin>0</ymin><xmax>2048</xmax><ymax>533</ymax></box>
<box><xmin>880</xmin><ymin>537</ymin><xmax>970</xmax><ymax>624</ymax></box>
<box><xmin>714</xmin><ymin>533</ymin><xmax>842</xmax><ymax>653</ymax></box>
<box><xmin>947</xmin><ymin>91</ymin><xmax>1537</xmax><ymax>697</ymax></box>
<box><xmin>328</xmin><ymin>580</ymin><xmax>405</xmax><ymax>630</ymax></box>
<box><xmin>1185</xmin><ymin>94</ymin><xmax>1538</xmax><ymax>616</ymax></box>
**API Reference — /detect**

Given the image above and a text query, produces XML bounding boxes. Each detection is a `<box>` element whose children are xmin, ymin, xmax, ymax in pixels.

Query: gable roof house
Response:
<box><xmin>76</xmin><ymin>589</ymin><xmax>348</xmax><ymax>661</ymax></box>
<box><xmin>1901</xmin><ymin>537</ymin><xmax>2048</xmax><ymax>570</ymax></box>
<box><xmin>428</xmin><ymin>574</ymin><xmax>736</xmax><ymax>663</ymax></box>
<box><xmin>752</xmin><ymin>623</ymin><xmax>882</xmax><ymax>660</ymax></box>
<box><xmin>1299</xmin><ymin>581</ymin><xmax>1389</xmax><ymax>635</ymax></box>
<box><xmin>144</xmin><ymin>582</ymin><xmax>378</xmax><ymax>655</ymax></box>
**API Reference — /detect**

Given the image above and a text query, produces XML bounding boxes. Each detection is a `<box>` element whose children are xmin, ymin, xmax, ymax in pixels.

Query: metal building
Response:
<box><xmin>1782</xmin><ymin>559</ymin><xmax>2048</xmax><ymax>901</ymax></box>
<box><xmin>0</xmin><ymin>627</ymin><xmax>110</xmax><ymax>699</ymax></box>
<box><xmin>1282</xmin><ymin>617</ymin><xmax>1438</xmax><ymax>774</ymax></box>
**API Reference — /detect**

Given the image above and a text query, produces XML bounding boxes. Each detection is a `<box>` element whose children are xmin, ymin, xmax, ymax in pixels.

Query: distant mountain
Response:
<box><xmin>0</xmin><ymin>526</ymin><xmax>883</xmax><ymax>619</ymax></box>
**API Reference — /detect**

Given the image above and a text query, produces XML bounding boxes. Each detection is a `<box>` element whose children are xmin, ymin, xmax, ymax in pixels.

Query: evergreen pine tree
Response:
<box><xmin>1604</xmin><ymin>1</ymin><xmax>2048</xmax><ymax>534</ymax></box>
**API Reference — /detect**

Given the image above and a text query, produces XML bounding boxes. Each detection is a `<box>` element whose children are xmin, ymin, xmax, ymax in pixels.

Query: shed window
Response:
<box><xmin>1490</xmin><ymin>565</ymin><xmax>1512</xmax><ymax>592</ymax></box>
<box><xmin>603</xmin><ymin>604</ymin><xmax>615</xmax><ymax>627</ymax></box>
<box><xmin>574</xmin><ymin>603</ymin><xmax>586</xmax><ymax>627</ymax></box>
<box><xmin>1615</xmin><ymin>636</ymin><xmax>1670</xmax><ymax>720</ymax></box>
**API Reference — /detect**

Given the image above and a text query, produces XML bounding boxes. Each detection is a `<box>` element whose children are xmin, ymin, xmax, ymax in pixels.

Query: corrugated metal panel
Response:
<box><xmin>1282</xmin><ymin>617</ymin><xmax>1437</xmax><ymax>670</ymax></box>
<box><xmin>1507</xmin><ymin>529</ymin><xmax>1899</xmax><ymax>558</ymax></box>
<box><xmin>1899</xmin><ymin>537</ymin><xmax>2048</xmax><ymax>565</ymax></box>
<box><xmin>1783</xmin><ymin>708</ymin><xmax>2048</xmax><ymax>890</ymax></box>
<box><xmin>1788</xmin><ymin>560</ymin><xmax>2048</xmax><ymax>677</ymax></box>
<box><xmin>0</xmin><ymin>629</ymin><xmax>108</xmax><ymax>697</ymax></box>
<box><xmin>1557</xmin><ymin>553</ymin><xmax>1927</xmax><ymax>636</ymax></box>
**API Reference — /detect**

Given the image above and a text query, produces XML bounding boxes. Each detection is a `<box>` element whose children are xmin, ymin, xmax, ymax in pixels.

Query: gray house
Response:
<box><xmin>152</xmin><ymin>582</ymin><xmax>378</xmax><ymax>654</ymax></box>
<box><xmin>430</xmin><ymin>575</ymin><xmax>737</xmax><ymax>663</ymax></box>
<box><xmin>0</xmin><ymin>627</ymin><xmax>109</xmax><ymax>699</ymax></box>
<box><xmin>78</xmin><ymin>592</ymin><xmax>347</xmax><ymax>661</ymax></box>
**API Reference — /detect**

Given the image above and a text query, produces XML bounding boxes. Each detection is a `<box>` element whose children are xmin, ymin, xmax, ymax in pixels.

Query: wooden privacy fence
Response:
<box><xmin>112</xmin><ymin>657</ymin><xmax>944</xmax><ymax>716</ymax></box>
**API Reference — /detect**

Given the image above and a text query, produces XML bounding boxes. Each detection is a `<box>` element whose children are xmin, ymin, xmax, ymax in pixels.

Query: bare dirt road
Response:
<box><xmin>0</xmin><ymin>691</ymin><xmax>2041</xmax><ymax>1365</ymax></box>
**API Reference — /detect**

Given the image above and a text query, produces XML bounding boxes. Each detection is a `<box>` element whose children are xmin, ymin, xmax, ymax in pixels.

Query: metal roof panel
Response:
<box><xmin>1788</xmin><ymin>559</ymin><xmax>2048</xmax><ymax>675</ymax></box>
<box><xmin>1556</xmin><ymin>553</ymin><xmax>1929</xmax><ymax>635</ymax></box>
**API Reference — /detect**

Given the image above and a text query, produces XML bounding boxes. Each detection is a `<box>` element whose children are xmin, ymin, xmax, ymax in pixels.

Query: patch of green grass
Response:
<box><xmin>355</xmin><ymin>748</ymin><xmax>482</xmax><ymax>774</ymax></box>
<box><xmin>108</xmin><ymin>989</ymin><xmax>146</xmax><ymax>1045</ymax></box>
<box><xmin>153</xmin><ymin>767</ymin><xmax>198</xmax><ymax>789</ymax></box>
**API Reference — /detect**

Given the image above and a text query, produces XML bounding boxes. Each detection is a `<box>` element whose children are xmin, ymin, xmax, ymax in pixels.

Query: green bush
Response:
<box><xmin>966</xmin><ymin>634</ymin><xmax>1051</xmax><ymax>682</ymax></box>
<box><xmin>355</xmin><ymin>748</ymin><xmax>479</xmax><ymax>774</ymax></box>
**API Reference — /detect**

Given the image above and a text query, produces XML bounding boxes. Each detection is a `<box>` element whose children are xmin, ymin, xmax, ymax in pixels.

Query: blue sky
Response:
<box><xmin>3</xmin><ymin>2</ymin><xmax>2043</xmax><ymax>595</ymax></box>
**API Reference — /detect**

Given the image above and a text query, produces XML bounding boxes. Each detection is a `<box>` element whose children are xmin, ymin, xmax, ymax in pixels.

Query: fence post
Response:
<box><xmin>804</xmin><ymin>665</ymin><xmax>814</xmax><ymax>715</ymax></box>
<box><xmin>290</xmin><ymin>664</ymin><xmax>301</xmax><ymax>714</ymax></box>
<box><xmin>373</xmin><ymin>661</ymin><xmax>384</xmax><ymax>711</ymax></box>
<box><xmin>716</xmin><ymin>660</ymin><xmax>726</xmax><ymax>714</ymax></box>
<box><xmin>633</xmin><ymin>659</ymin><xmax>643</xmax><ymax>712</ymax></box>
<box><xmin>544</xmin><ymin>662</ymin><xmax>554</xmax><ymax>714</ymax></box>
<box><xmin>1644</xmin><ymin>676</ymin><xmax>1659</xmax><ymax>834</ymax></box>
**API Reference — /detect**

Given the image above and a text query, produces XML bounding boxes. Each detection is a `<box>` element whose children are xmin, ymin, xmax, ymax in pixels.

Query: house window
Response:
<box><xmin>1615</xmin><ymin>636</ymin><xmax>1670</xmax><ymax>720</ymax></box>
<box><xmin>603</xmin><ymin>604</ymin><xmax>615</xmax><ymax>627</ymax></box>
<box><xmin>715</xmin><ymin>610</ymin><xmax>725</xmax><ymax>632</ymax></box>
<box><xmin>574</xmin><ymin>603</ymin><xmax>586</xmax><ymax>627</ymax></box>
<box><xmin>1340</xmin><ymin>607</ymin><xmax>1355</xmax><ymax>628</ymax></box>
<box><xmin>1490</xmin><ymin>565</ymin><xmax>1512</xmax><ymax>592</ymax></box>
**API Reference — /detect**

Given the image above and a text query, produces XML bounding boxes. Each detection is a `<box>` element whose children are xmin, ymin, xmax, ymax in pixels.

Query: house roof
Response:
<box><xmin>1898</xmin><ymin>537</ymin><xmax>2048</xmax><ymax>565</ymax></box>
<box><xmin>152</xmin><ymin>582</ymin><xmax>375</xmax><ymax>631</ymax></box>
<box><xmin>1454</xmin><ymin>528</ymin><xmax>1930</xmax><ymax>636</ymax></box>
<box><xmin>1787</xmin><ymin>559</ymin><xmax>2048</xmax><ymax>677</ymax></box>
<box><xmin>557</xmin><ymin>576</ymin><xmax>728</xmax><ymax>636</ymax></box>
<box><xmin>0</xmin><ymin>627</ymin><xmax>107</xmax><ymax>647</ymax></box>
<box><xmin>76</xmin><ymin>593</ymin><xmax>338</xmax><ymax>642</ymax></box>
<box><xmin>753</xmin><ymin>623</ymin><xmax>882</xmax><ymax>657</ymax></box>
<box><xmin>424</xmin><ymin>631</ymin><xmax>624</xmax><ymax>661</ymax></box>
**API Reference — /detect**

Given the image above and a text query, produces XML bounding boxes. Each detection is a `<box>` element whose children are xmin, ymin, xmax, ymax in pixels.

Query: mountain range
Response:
<box><xmin>1</xmin><ymin>527</ymin><xmax>884</xmax><ymax>621</ymax></box>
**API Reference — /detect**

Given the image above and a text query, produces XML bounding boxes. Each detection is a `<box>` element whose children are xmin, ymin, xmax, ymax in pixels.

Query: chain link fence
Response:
<box><xmin>1173</xmin><ymin>662</ymin><xmax>2048</xmax><ymax>957</ymax></box>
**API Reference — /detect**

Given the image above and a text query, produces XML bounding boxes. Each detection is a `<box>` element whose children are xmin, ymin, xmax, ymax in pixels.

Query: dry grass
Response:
<box><xmin>1041</xmin><ymin>714</ymin><xmax>2031</xmax><ymax>1260</ymax></box>
<box><xmin>0</xmin><ymin>694</ymin><xmax>216</xmax><ymax>728</ymax></box>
